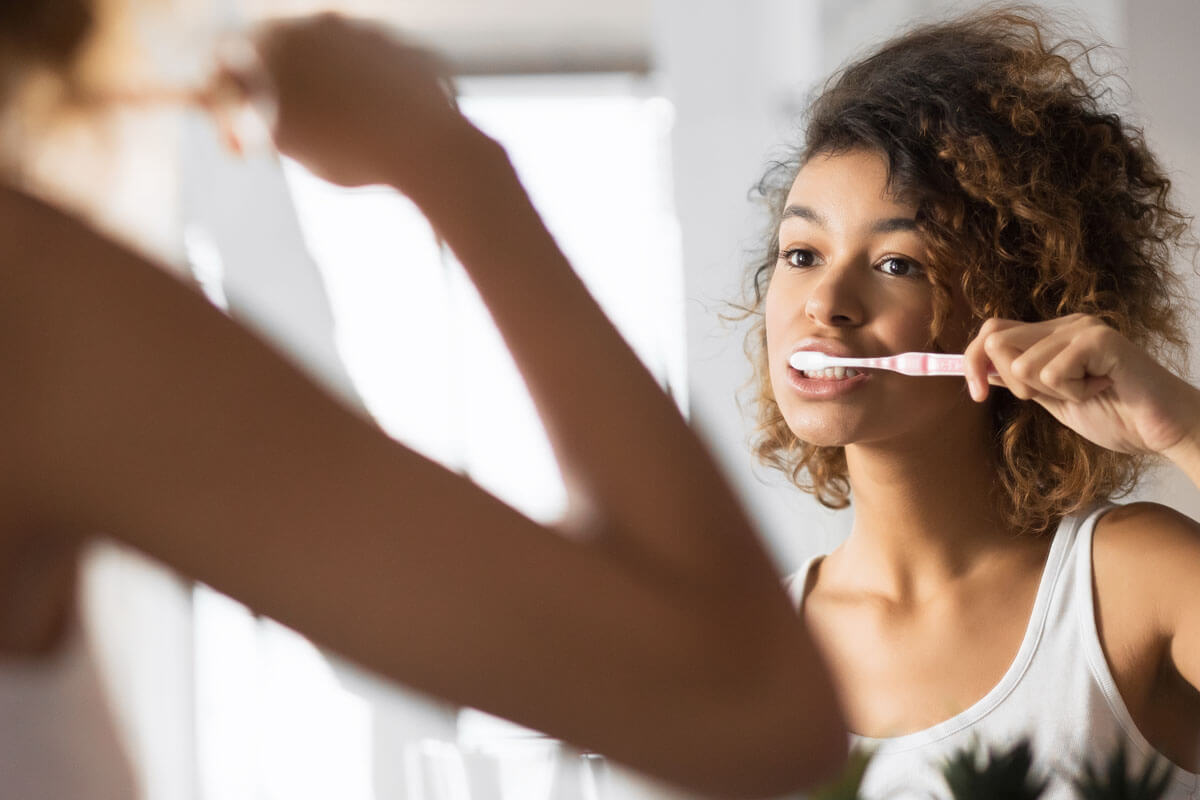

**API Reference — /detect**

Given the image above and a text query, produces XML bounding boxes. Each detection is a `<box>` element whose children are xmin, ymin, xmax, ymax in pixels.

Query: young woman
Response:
<box><xmin>0</xmin><ymin>6</ymin><xmax>846</xmax><ymax>799</ymax></box>
<box><xmin>747</xmin><ymin>8</ymin><xmax>1200</xmax><ymax>798</ymax></box>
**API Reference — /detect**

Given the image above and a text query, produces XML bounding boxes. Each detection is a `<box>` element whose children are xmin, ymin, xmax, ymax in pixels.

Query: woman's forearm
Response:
<box><xmin>1165</xmin><ymin>430</ymin><xmax>1200</xmax><ymax>491</ymax></box>
<box><xmin>1156</xmin><ymin>380</ymin><xmax>1200</xmax><ymax>490</ymax></box>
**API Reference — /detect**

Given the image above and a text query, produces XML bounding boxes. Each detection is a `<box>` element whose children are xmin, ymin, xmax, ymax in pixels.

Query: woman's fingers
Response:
<box><xmin>985</xmin><ymin>336</ymin><xmax>1038</xmax><ymax>399</ymax></box>
<box><xmin>1008</xmin><ymin>333</ymin><xmax>1080</xmax><ymax>400</ymax></box>
<box><xmin>964</xmin><ymin>317</ymin><xmax>1018</xmax><ymax>401</ymax></box>
<box><xmin>980</xmin><ymin>319</ymin><xmax>1065</xmax><ymax>400</ymax></box>
<box><xmin>969</xmin><ymin>314</ymin><xmax>1117</xmax><ymax>403</ymax></box>
<box><xmin>238</xmin><ymin>13</ymin><xmax>468</xmax><ymax>187</ymax></box>
<box><xmin>965</xmin><ymin>316</ymin><xmax>1056</xmax><ymax>401</ymax></box>
<box><xmin>1036</xmin><ymin>330</ymin><xmax>1118</xmax><ymax>402</ymax></box>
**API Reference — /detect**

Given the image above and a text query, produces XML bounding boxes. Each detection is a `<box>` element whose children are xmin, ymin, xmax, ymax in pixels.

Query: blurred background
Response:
<box><xmin>54</xmin><ymin>0</ymin><xmax>1200</xmax><ymax>797</ymax></box>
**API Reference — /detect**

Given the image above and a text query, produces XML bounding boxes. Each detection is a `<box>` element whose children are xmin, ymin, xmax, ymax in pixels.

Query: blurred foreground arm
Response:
<box><xmin>0</xmin><ymin>15</ymin><xmax>846</xmax><ymax>798</ymax></box>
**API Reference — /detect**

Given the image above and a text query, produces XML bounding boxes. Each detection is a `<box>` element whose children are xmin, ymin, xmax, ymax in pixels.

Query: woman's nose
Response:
<box><xmin>804</xmin><ymin>264</ymin><xmax>865</xmax><ymax>327</ymax></box>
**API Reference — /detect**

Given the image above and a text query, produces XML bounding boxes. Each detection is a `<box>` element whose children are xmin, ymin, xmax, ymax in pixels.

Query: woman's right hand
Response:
<box><xmin>229</xmin><ymin>14</ymin><xmax>479</xmax><ymax>190</ymax></box>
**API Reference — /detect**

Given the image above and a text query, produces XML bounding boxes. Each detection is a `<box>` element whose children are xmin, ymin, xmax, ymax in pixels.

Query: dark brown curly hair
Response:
<box><xmin>0</xmin><ymin>0</ymin><xmax>94</xmax><ymax>101</ymax></box>
<box><xmin>744</xmin><ymin>6</ymin><xmax>1194</xmax><ymax>535</ymax></box>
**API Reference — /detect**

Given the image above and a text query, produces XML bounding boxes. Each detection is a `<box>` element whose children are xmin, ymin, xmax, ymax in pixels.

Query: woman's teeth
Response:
<box><xmin>799</xmin><ymin>367</ymin><xmax>860</xmax><ymax>380</ymax></box>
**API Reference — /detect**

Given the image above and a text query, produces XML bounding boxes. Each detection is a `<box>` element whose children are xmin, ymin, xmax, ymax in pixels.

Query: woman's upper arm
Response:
<box><xmin>1155</xmin><ymin>512</ymin><xmax>1200</xmax><ymax>691</ymax></box>
<box><xmin>1096</xmin><ymin>502</ymin><xmax>1200</xmax><ymax>693</ymax></box>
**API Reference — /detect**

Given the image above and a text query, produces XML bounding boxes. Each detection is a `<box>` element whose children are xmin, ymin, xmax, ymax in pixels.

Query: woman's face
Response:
<box><xmin>765</xmin><ymin>148</ymin><xmax>981</xmax><ymax>448</ymax></box>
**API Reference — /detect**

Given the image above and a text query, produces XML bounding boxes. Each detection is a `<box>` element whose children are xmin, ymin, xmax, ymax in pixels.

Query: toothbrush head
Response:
<box><xmin>789</xmin><ymin>351</ymin><xmax>834</xmax><ymax>371</ymax></box>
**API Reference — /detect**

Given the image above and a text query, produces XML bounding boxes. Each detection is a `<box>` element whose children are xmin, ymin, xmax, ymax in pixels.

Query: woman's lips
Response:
<box><xmin>786</xmin><ymin>365</ymin><xmax>872</xmax><ymax>397</ymax></box>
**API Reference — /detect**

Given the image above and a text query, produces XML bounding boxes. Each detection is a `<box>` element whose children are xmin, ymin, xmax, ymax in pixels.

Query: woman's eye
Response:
<box><xmin>877</xmin><ymin>256</ymin><xmax>923</xmax><ymax>277</ymax></box>
<box><xmin>779</xmin><ymin>248</ymin><xmax>817</xmax><ymax>269</ymax></box>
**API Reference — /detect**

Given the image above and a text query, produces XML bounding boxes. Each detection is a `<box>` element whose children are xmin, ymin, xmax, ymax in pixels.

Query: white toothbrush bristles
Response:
<box><xmin>789</xmin><ymin>351</ymin><xmax>844</xmax><ymax>371</ymax></box>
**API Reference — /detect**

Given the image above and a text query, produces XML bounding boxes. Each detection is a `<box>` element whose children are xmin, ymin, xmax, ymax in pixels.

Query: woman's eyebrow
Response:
<box><xmin>781</xmin><ymin>205</ymin><xmax>918</xmax><ymax>234</ymax></box>
<box><xmin>871</xmin><ymin>217</ymin><xmax>918</xmax><ymax>233</ymax></box>
<box><xmin>781</xmin><ymin>205</ymin><xmax>827</xmax><ymax>226</ymax></box>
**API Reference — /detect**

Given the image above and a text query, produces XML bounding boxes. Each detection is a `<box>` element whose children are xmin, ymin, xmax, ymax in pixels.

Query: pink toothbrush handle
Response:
<box><xmin>868</xmin><ymin>353</ymin><xmax>996</xmax><ymax>376</ymax></box>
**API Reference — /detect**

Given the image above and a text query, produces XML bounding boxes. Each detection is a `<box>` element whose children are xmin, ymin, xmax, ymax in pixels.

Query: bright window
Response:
<box><xmin>193</xmin><ymin>74</ymin><xmax>682</xmax><ymax>799</ymax></box>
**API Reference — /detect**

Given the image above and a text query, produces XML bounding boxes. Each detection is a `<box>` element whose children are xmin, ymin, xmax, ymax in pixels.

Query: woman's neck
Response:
<box><xmin>828</xmin><ymin>407</ymin><xmax>1039</xmax><ymax>603</ymax></box>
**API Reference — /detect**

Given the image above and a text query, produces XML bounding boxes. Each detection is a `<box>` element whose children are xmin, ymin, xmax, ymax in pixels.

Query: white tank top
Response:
<box><xmin>785</xmin><ymin>503</ymin><xmax>1200</xmax><ymax>800</ymax></box>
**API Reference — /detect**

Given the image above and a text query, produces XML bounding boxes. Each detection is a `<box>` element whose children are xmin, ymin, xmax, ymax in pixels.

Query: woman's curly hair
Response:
<box><xmin>744</xmin><ymin>6</ymin><xmax>1194</xmax><ymax>535</ymax></box>
<box><xmin>0</xmin><ymin>0</ymin><xmax>93</xmax><ymax>103</ymax></box>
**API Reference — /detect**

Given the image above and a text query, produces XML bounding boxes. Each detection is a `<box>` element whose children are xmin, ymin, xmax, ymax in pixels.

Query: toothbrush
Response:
<box><xmin>789</xmin><ymin>350</ymin><xmax>996</xmax><ymax>377</ymax></box>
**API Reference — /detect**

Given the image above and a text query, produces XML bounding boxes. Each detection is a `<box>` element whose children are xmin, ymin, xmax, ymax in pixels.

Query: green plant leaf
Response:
<box><xmin>1073</xmin><ymin>741</ymin><xmax>1175</xmax><ymax>800</ymax></box>
<box><xmin>940</xmin><ymin>737</ymin><xmax>1048</xmax><ymax>800</ymax></box>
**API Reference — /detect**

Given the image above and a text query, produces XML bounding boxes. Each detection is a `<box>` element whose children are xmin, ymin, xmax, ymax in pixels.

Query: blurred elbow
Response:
<box><xmin>652</xmin><ymin>631</ymin><xmax>849</xmax><ymax>799</ymax></box>
<box><xmin>703</xmin><ymin>681</ymin><xmax>849</xmax><ymax>798</ymax></box>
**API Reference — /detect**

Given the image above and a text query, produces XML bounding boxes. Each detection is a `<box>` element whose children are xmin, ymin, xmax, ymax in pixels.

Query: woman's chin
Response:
<box><xmin>785</xmin><ymin>423</ymin><xmax>858</xmax><ymax>448</ymax></box>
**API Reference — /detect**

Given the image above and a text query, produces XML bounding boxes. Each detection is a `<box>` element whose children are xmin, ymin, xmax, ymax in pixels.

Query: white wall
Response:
<box><xmin>651</xmin><ymin>0</ymin><xmax>851</xmax><ymax>572</ymax></box>
<box><xmin>1125</xmin><ymin>0</ymin><xmax>1200</xmax><ymax>519</ymax></box>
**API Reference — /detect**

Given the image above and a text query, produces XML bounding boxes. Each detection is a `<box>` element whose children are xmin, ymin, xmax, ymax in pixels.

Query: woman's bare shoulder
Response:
<box><xmin>1093</xmin><ymin>505</ymin><xmax>1200</xmax><ymax>759</ymax></box>
<box><xmin>1095</xmin><ymin>501</ymin><xmax>1200</xmax><ymax>556</ymax></box>
<box><xmin>1093</xmin><ymin>501</ymin><xmax>1200</xmax><ymax>634</ymax></box>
